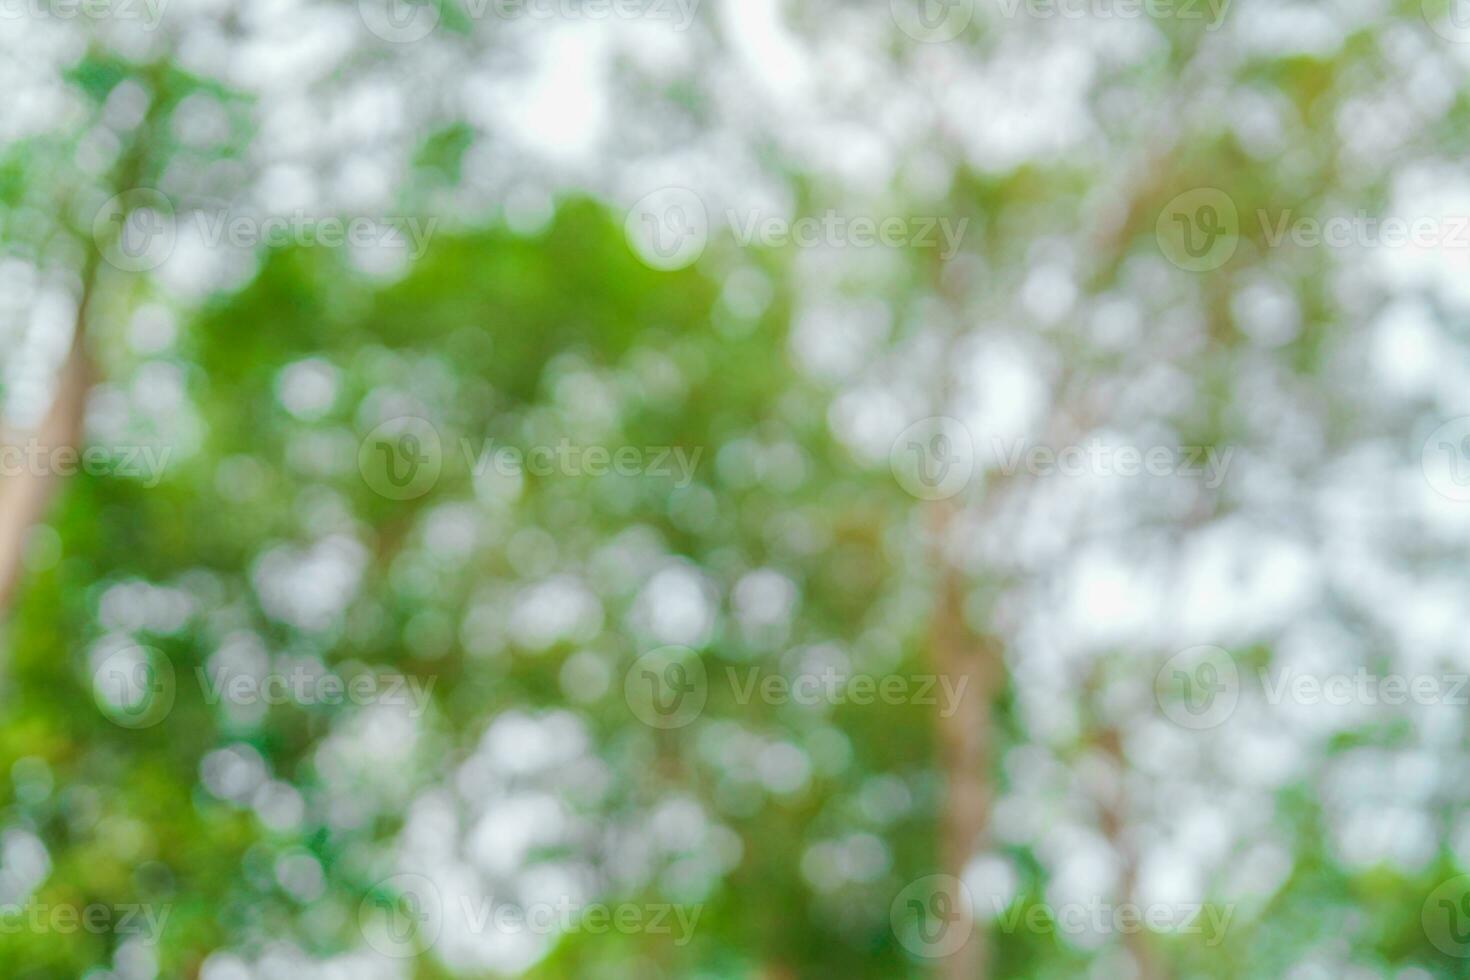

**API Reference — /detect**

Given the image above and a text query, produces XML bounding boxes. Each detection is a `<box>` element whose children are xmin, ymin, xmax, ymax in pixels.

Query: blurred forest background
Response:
<box><xmin>4</xmin><ymin>0</ymin><xmax>1470</xmax><ymax>978</ymax></box>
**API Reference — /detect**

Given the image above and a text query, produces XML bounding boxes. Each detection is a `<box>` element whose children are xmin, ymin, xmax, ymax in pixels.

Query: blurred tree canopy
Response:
<box><xmin>5</xmin><ymin>4</ymin><xmax>1470</xmax><ymax>980</ymax></box>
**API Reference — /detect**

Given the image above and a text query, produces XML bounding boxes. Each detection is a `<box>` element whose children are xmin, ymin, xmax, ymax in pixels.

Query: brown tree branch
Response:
<box><xmin>1094</xmin><ymin>723</ymin><xmax>1161</xmax><ymax>980</ymax></box>
<box><xmin>929</xmin><ymin>497</ymin><xmax>1001</xmax><ymax>980</ymax></box>
<box><xmin>0</xmin><ymin>262</ymin><xmax>97</xmax><ymax>611</ymax></box>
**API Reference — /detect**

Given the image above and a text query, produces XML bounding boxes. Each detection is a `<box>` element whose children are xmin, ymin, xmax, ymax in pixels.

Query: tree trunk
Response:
<box><xmin>930</xmin><ymin>499</ymin><xmax>999</xmax><ymax>980</ymax></box>
<box><xmin>0</xmin><ymin>273</ymin><xmax>95</xmax><ymax>611</ymax></box>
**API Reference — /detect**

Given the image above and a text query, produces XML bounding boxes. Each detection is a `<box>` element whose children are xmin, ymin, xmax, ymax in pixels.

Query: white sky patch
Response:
<box><xmin>957</xmin><ymin>335</ymin><xmax>1049</xmax><ymax>471</ymax></box>
<box><xmin>732</xmin><ymin>568</ymin><xmax>798</xmax><ymax>643</ymax></box>
<box><xmin>199</xmin><ymin>949</ymin><xmax>405</xmax><ymax>980</ymax></box>
<box><xmin>229</xmin><ymin>4</ymin><xmax>357</xmax><ymax>94</ymax></box>
<box><xmin>485</xmin><ymin>26</ymin><xmax>610</xmax><ymax>166</ymax></box>
<box><xmin>276</xmin><ymin>357</ymin><xmax>339</xmax><ymax>420</ymax></box>
<box><xmin>1232</xmin><ymin>276</ymin><xmax>1301</xmax><ymax>349</ymax></box>
<box><xmin>826</xmin><ymin>383</ymin><xmax>910</xmax><ymax>466</ymax></box>
<box><xmin>963</xmin><ymin>853</ymin><xmax>1019</xmax><ymax>921</ymax></box>
<box><xmin>941</xmin><ymin>39</ymin><xmax>1096</xmax><ymax>174</ymax></box>
<box><xmin>2</xmin><ymin>286</ymin><xmax>76</xmax><ymax>430</ymax></box>
<box><xmin>630</xmin><ymin>562</ymin><xmax>719</xmax><ymax>647</ymax></box>
<box><xmin>0</xmin><ymin>828</ymin><xmax>50</xmax><ymax>905</ymax></box>
<box><xmin>1174</xmin><ymin>522</ymin><xmax>1320</xmax><ymax>646</ymax></box>
<box><xmin>1232</xmin><ymin>2</ymin><xmax>1349</xmax><ymax>57</ymax></box>
<box><xmin>1369</xmin><ymin>299</ymin><xmax>1443</xmax><ymax>399</ymax></box>
<box><xmin>789</xmin><ymin>298</ymin><xmax>891</xmax><ymax>384</ymax></box>
<box><xmin>1371</xmin><ymin>162</ymin><xmax>1470</xmax><ymax>313</ymax></box>
<box><xmin>508</xmin><ymin>576</ymin><xmax>604</xmax><ymax>652</ymax></box>
<box><xmin>252</xmin><ymin>535</ymin><xmax>368</xmax><ymax>633</ymax></box>
<box><xmin>718</xmin><ymin>0</ymin><xmax>811</xmax><ymax>106</ymax></box>
<box><xmin>1060</xmin><ymin>548</ymin><xmax>1167</xmax><ymax>653</ymax></box>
